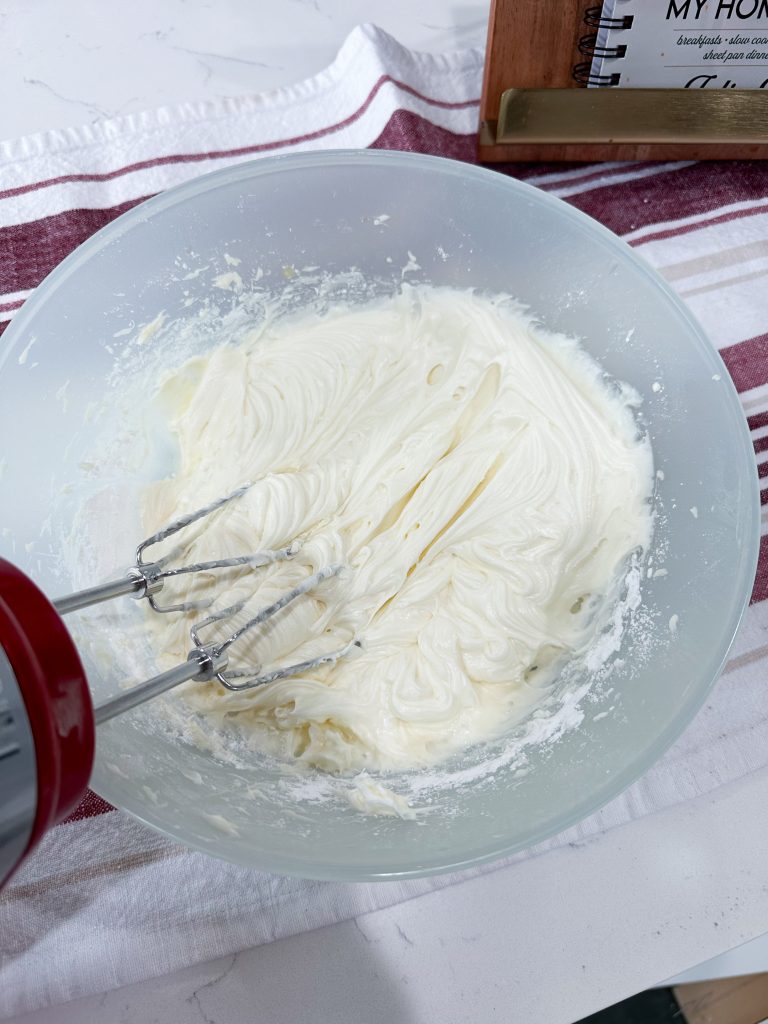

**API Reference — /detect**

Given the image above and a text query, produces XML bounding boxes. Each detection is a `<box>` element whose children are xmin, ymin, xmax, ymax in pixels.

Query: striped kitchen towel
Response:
<box><xmin>1</xmin><ymin>22</ymin><xmax>767</xmax><ymax>1019</ymax></box>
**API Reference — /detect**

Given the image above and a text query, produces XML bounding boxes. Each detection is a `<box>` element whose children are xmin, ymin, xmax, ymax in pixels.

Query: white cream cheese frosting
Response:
<box><xmin>142</xmin><ymin>286</ymin><xmax>652</xmax><ymax>773</ymax></box>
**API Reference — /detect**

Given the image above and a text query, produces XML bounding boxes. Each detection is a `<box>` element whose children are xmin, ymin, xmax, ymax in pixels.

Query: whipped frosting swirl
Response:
<box><xmin>143</xmin><ymin>287</ymin><xmax>652</xmax><ymax>772</ymax></box>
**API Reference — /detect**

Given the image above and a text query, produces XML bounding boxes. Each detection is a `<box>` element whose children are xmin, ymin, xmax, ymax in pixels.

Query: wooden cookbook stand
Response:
<box><xmin>479</xmin><ymin>0</ymin><xmax>768</xmax><ymax>162</ymax></box>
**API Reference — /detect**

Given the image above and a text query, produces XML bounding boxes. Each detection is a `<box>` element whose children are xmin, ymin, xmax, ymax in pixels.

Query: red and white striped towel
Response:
<box><xmin>1</xmin><ymin>23</ymin><xmax>767</xmax><ymax>1019</ymax></box>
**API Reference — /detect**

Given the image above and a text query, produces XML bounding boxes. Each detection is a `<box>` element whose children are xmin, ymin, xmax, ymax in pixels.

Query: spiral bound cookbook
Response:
<box><xmin>478</xmin><ymin>0</ymin><xmax>768</xmax><ymax>162</ymax></box>
<box><xmin>589</xmin><ymin>0</ymin><xmax>768</xmax><ymax>88</ymax></box>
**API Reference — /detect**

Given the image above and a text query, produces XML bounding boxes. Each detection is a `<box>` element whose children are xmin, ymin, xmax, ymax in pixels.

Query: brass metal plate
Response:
<box><xmin>496</xmin><ymin>88</ymin><xmax>768</xmax><ymax>145</ymax></box>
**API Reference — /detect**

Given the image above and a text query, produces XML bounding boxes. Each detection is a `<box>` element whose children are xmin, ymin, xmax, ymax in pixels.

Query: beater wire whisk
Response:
<box><xmin>52</xmin><ymin>485</ymin><xmax>358</xmax><ymax>725</ymax></box>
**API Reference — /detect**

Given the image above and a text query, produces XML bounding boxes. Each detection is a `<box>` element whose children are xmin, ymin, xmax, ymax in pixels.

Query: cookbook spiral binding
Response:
<box><xmin>573</xmin><ymin>4</ymin><xmax>634</xmax><ymax>87</ymax></box>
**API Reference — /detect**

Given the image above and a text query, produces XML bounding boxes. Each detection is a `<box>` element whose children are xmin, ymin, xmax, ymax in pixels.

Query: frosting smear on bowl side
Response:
<box><xmin>142</xmin><ymin>286</ymin><xmax>652</xmax><ymax>773</ymax></box>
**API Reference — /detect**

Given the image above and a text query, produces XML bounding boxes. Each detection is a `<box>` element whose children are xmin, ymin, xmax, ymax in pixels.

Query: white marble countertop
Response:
<box><xmin>4</xmin><ymin>2</ymin><xmax>768</xmax><ymax>1021</ymax></box>
<box><xmin>0</xmin><ymin>0</ymin><xmax>488</xmax><ymax>142</ymax></box>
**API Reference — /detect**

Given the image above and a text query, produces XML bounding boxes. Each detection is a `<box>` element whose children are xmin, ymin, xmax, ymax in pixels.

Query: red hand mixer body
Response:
<box><xmin>0</xmin><ymin>558</ymin><xmax>94</xmax><ymax>888</ymax></box>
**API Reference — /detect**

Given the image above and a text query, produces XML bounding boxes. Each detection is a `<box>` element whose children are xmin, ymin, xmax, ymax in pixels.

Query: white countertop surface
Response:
<box><xmin>11</xmin><ymin>767</ymin><xmax>768</xmax><ymax>1023</ymax></box>
<box><xmin>4</xmin><ymin>2</ymin><xmax>768</xmax><ymax>1021</ymax></box>
<box><xmin>0</xmin><ymin>0</ymin><xmax>488</xmax><ymax>141</ymax></box>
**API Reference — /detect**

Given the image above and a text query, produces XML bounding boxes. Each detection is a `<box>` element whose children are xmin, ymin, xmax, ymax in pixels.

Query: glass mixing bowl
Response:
<box><xmin>0</xmin><ymin>151</ymin><xmax>758</xmax><ymax>880</ymax></box>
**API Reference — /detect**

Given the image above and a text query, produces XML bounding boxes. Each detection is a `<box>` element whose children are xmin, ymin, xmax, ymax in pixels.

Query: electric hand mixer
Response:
<box><xmin>0</xmin><ymin>484</ymin><xmax>357</xmax><ymax>887</ymax></box>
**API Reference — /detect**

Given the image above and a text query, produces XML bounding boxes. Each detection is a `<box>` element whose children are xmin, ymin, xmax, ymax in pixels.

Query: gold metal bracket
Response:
<box><xmin>495</xmin><ymin>88</ymin><xmax>768</xmax><ymax>145</ymax></box>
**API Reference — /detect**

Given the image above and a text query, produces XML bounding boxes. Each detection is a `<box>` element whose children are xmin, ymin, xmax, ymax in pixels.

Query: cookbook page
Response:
<box><xmin>591</xmin><ymin>0</ymin><xmax>768</xmax><ymax>87</ymax></box>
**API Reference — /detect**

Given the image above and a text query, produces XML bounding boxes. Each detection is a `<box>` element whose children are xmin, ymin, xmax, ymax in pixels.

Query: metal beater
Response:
<box><xmin>53</xmin><ymin>484</ymin><xmax>359</xmax><ymax>725</ymax></box>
